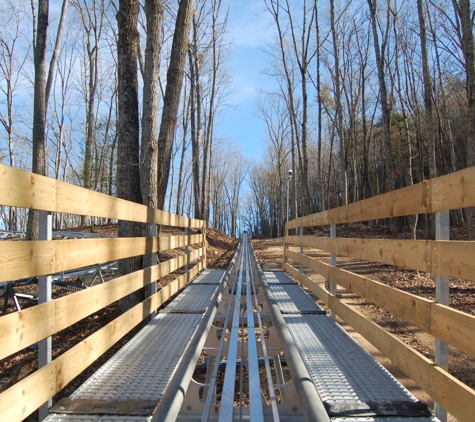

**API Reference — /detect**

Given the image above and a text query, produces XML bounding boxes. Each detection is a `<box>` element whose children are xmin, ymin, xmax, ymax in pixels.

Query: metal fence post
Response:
<box><xmin>202</xmin><ymin>225</ymin><xmax>207</xmax><ymax>269</ymax></box>
<box><xmin>329</xmin><ymin>224</ymin><xmax>337</xmax><ymax>321</ymax></box>
<box><xmin>151</xmin><ymin>224</ymin><xmax>158</xmax><ymax>317</ymax></box>
<box><xmin>38</xmin><ymin>211</ymin><xmax>52</xmax><ymax>421</ymax></box>
<box><xmin>184</xmin><ymin>227</ymin><xmax>189</xmax><ymax>280</ymax></box>
<box><xmin>434</xmin><ymin>210</ymin><xmax>449</xmax><ymax>422</ymax></box>
<box><xmin>299</xmin><ymin>227</ymin><xmax>304</xmax><ymax>274</ymax></box>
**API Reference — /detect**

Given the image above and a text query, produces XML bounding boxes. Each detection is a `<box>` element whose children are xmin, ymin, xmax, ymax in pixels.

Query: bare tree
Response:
<box><xmin>157</xmin><ymin>0</ymin><xmax>194</xmax><ymax>210</ymax></box>
<box><xmin>27</xmin><ymin>0</ymin><xmax>69</xmax><ymax>239</ymax></box>
<box><xmin>367</xmin><ymin>0</ymin><xmax>396</xmax><ymax>230</ymax></box>
<box><xmin>116</xmin><ymin>0</ymin><xmax>142</xmax><ymax>312</ymax></box>
<box><xmin>456</xmin><ymin>0</ymin><xmax>475</xmax><ymax>239</ymax></box>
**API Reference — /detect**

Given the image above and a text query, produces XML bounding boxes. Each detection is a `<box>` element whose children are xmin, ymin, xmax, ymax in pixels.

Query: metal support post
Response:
<box><xmin>434</xmin><ymin>210</ymin><xmax>449</xmax><ymax>422</ymax></box>
<box><xmin>184</xmin><ymin>227</ymin><xmax>189</xmax><ymax>279</ymax></box>
<box><xmin>299</xmin><ymin>227</ymin><xmax>304</xmax><ymax>274</ymax></box>
<box><xmin>151</xmin><ymin>224</ymin><xmax>158</xmax><ymax>317</ymax></box>
<box><xmin>202</xmin><ymin>226</ymin><xmax>207</xmax><ymax>269</ymax></box>
<box><xmin>329</xmin><ymin>224</ymin><xmax>337</xmax><ymax>321</ymax></box>
<box><xmin>284</xmin><ymin>227</ymin><xmax>289</xmax><ymax>267</ymax></box>
<box><xmin>38</xmin><ymin>211</ymin><xmax>52</xmax><ymax>421</ymax></box>
<box><xmin>285</xmin><ymin>170</ymin><xmax>292</xmax><ymax>269</ymax></box>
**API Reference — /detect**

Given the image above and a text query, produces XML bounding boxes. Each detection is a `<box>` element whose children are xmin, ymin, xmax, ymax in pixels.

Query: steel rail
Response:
<box><xmin>201</xmin><ymin>241</ymin><xmax>243</xmax><ymax>421</ymax></box>
<box><xmin>249</xmin><ymin>245</ymin><xmax>280</xmax><ymax>421</ymax></box>
<box><xmin>218</xmin><ymin>236</ymin><xmax>246</xmax><ymax>421</ymax></box>
<box><xmin>244</xmin><ymin>236</ymin><xmax>264</xmax><ymax>420</ymax></box>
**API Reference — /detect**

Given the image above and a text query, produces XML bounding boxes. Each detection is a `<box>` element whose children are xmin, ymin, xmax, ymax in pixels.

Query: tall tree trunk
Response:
<box><xmin>458</xmin><ymin>0</ymin><xmax>475</xmax><ymax>239</ymax></box>
<box><xmin>330</xmin><ymin>0</ymin><xmax>347</xmax><ymax>206</ymax></box>
<box><xmin>26</xmin><ymin>0</ymin><xmax>49</xmax><ymax>241</ymax></box>
<box><xmin>315</xmin><ymin>2</ymin><xmax>323</xmax><ymax>210</ymax></box>
<box><xmin>157</xmin><ymin>0</ymin><xmax>195</xmax><ymax>210</ymax></box>
<box><xmin>117</xmin><ymin>0</ymin><xmax>143</xmax><ymax>313</ymax></box>
<box><xmin>176</xmin><ymin>84</ymin><xmax>191</xmax><ymax>215</ymax></box>
<box><xmin>417</xmin><ymin>0</ymin><xmax>436</xmax><ymax>238</ymax></box>
<box><xmin>367</xmin><ymin>0</ymin><xmax>396</xmax><ymax>231</ymax></box>
<box><xmin>140</xmin><ymin>0</ymin><xmax>162</xmax><ymax>210</ymax></box>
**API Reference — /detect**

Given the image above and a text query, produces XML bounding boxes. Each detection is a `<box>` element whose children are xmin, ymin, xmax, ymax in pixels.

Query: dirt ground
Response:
<box><xmin>252</xmin><ymin>228</ymin><xmax>475</xmax><ymax>422</ymax></box>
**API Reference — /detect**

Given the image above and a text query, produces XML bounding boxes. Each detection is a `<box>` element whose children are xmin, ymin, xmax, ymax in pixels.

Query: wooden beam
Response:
<box><xmin>0</xmin><ymin>250</ymin><xmax>204</xmax><ymax>360</ymax></box>
<box><xmin>286</xmin><ymin>166</ymin><xmax>475</xmax><ymax>229</ymax></box>
<box><xmin>0</xmin><ymin>164</ymin><xmax>204</xmax><ymax>228</ymax></box>
<box><xmin>286</xmin><ymin>235</ymin><xmax>475</xmax><ymax>282</ymax></box>
<box><xmin>0</xmin><ymin>237</ymin><xmax>204</xmax><ymax>283</ymax></box>
<box><xmin>286</xmin><ymin>251</ymin><xmax>475</xmax><ymax>358</ymax></box>
<box><xmin>159</xmin><ymin>234</ymin><xmax>204</xmax><ymax>251</ymax></box>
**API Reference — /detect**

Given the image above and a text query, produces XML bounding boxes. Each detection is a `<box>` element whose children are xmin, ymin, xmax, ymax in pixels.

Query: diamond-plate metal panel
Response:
<box><xmin>70</xmin><ymin>313</ymin><xmax>201</xmax><ymax>401</ymax></box>
<box><xmin>191</xmin><ymin>269</ymin><xmax>225</xmax><ymax>284</ymax></box>
<box><xmin>165</xmin><ymin>284</ymin><xmax>218</xmax><ymax>312</ymax></box>
<box><xmin>284</xmin><ymin>314</ymin><xmax>433</xmax><ymax>416</ymax></box>
<box><xmin>264</xmin><ymin>271</ymin><xmax>297</xmax><ymax>284</ymax></box>
<box><xmin>268</xmin><ymin>284</ymin><xmax>324</xmax><ymax>313</ymax></box>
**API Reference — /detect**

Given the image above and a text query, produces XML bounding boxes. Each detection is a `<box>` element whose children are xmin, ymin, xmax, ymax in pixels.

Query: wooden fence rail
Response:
<box><xmin>0</xmin><ymin>164</ymin><xmax>206</xmax><ymax>422</ymax></box>
<box><xmin>284</xmin><ymin>165</ymin><xmax>475</xmax><ymax>422</ymax></box>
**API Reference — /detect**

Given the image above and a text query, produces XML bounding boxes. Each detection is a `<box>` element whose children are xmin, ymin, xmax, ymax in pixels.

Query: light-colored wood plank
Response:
<box><xmin>431</xmin><ymin>167</ymin><xmax>475</xmax><ymax>213</ymax></box>
<box><xmin>0</xmin><ymin>264</ymin><xmax>206</xmax><ymax>422</ymax></box>
<box><xmin>0</xmin><ymin>250</ymin><xmax>203</xmax><ymax>360</ymax></box>
<box><xmin>0</xmin><ymin>236</ymin><xmax>203</xmax><ymax>282</ymax></box>
<box><xmin>431</xmin><ymin>303</ymin><xmax>475</xmax><ymax>358</ymax></box>
<box><xmin>286</xmin><ymin>166</ymin><xmax>475</xmax><ymax>229</ymax></box>
<box><xmin>0</xmin><ymin>361</ymin><xmax>56</xmax><ymax>422</ymax></box>
<box><xmin>159</xmin><ymin>234</ymin><xmax>204</xmax><ymax>251</ymax></box>
<box><xmin>285</xmin><ymin>250</ymin><xmax>433</xmax><ymax>333</ymax></box>
<box><xmin>0</xmin><ymin>164</ymin><xmax>204</xmax><ymax>228</ymax></box>
<box><xmin>0</xmin><ymin>238</ymin><xmax>157</xmax><ymax>282</ymax></box>
<box><xmin>286</xmin><ymin>235</ymin><xmax>475</xmax><ymax>281</ymax></box>
<box><xmin>0</xmin><ymin>302</ymin><xmax>56</xmax><ymax>361</ymax></box>
<box><xmin>0</xmin><ymin>164</ymin><xmax>56</xmax><ymax>212</ymax></box>
<box><xmin>287</xmin><ymin>250</ymin><xmax>475</xmax><ymax>357</ymax></box>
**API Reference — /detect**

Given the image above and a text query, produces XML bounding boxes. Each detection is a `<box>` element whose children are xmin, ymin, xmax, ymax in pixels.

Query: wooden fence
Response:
<box><xmin>284</xmin><ymin>166</ymin><xmax>475</xmax><ymax>422</ymax></box>
<box><xmin>0</xmin><ymin>164</ymin><xmax>206</xmax><ymax>421</ymax></box>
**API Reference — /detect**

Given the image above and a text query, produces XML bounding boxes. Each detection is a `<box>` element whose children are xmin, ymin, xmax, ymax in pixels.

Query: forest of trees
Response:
<box><xmin>243</xmin><ymin>0</ymin><xmax>475</xmax><ymax>239</ymax></box>
<box><xmin>1</xmin><ymin>0</ymin><xmax>475</xmax><ymax>240</ymax></box>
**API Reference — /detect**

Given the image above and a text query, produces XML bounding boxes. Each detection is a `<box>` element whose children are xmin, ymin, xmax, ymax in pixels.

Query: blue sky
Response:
<box><xmin>216</xmin><ymin>0</ymin><xmax>276</xmax><ymax>161</ymax></box>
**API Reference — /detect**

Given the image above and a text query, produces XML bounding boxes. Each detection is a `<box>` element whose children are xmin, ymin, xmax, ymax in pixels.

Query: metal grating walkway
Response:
<box><xmin>264</xmin><ymin>271</ymin><xmax>436</xmax><ymax>422</ymax></box>
<box><xmin>266</xmin><ymin>272</ymin><xmax>325</xmax><ymax>314</ymax></box>
<box><xmin>164</xmin><ymin>284</ymin><xmax>219</xmax><ymax>312</ymax></box>
<box><xmin>45</xmin><ymin>270</ymin><xmax>226</xmax><ymax>422</ymax></box>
